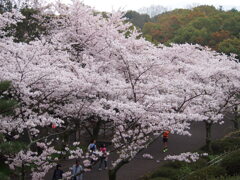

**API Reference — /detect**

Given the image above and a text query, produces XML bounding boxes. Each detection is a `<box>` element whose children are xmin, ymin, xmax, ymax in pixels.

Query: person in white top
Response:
<box><xmin>71</xmin><ymin>159</ymin><xmax>83</xmax><ymax>180</ymax></box>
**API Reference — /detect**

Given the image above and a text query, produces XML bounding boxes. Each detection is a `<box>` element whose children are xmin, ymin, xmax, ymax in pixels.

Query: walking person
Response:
<box><xmin>88</xmin><ymin>140</ymin><xmax>97</xmax><ymax>166</ymax></box>
<box><xmin>87</xmin><ymin>139</ymin><xmax>97</xmax><ymax>152</ymax></box>
<box><xmin>71</xmin><ymin>159</ymin><xmax>83</xmax><ymax>180</ymax></box>
<box><xmin>98</xmin><ymin>144</ymin><xmax>108</xmax><ymax>170</ymax></box>
<box><xmin>52</xmin><ymin>164</ymin><xmax>63</xmax><ymax>180</ymax></box>
<box><xmin>162</xmin><ymin>130</ymin><xmax>170</xmax><ymax>152</ymax></box>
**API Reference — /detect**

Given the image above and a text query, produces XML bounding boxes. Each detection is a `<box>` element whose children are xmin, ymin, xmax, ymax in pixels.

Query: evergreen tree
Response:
<box><xmin>0</xmin><ymin>80</ymin><xmax>21</xmax><ymax>179</ymax></box>
<box><xmin>0</xmin><ymin>81</ymin><xmax>16</xmax><ymax>115</ymax></box>
<box><xmin>0</xmin><ymin>0</ymin><xmax>14</xmax><ymax>13</ymax></box>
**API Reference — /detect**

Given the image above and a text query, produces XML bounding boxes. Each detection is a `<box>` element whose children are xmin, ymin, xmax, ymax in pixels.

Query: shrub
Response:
<box><xmin>209</xmin><ymin>175</ymin><xmax>240</xmax><ymax>180</ymax></box>
<box><xmin>201</xmin><ymin>131</ymin><xmax>240</xmax><ymax>154</ymax></box>
<box><xmin>0</xmin><ymin>141</ymin><xmax>27</xmax><ymax>155</ymax></box>
<box><xmin>149</xmin><ymin>177</ymin><xmax>171</xmax><ymax>180</ymax></box>
<box><xmin>220</xmin><ymin>150</ymin><xmax>240</xmax><ymax>175</ymax></box>
<box><xmin>211</xmin><ymin>137</ymin><xmax>240</xmax><ymax>154</ymax></box>
<box><xmin>146</xmin><ymin>158</ymin><xmax>208</xmax><ymax>180</ymax></box>
<box><xmin>0</xmin><ymin>172</ymin><xmax>9</xmax><ymax>180</ymax></box>
<box><xmin>191</xmin><ymin>158</ymin><xmax>208</xmax><ymax>170</ymax></box>
<box><xmin>177</xmin><ymin>165</ymin><xmax>192</xmax><ymax>179</ymax></box>
<box><xmin>164</xmin><ymin>161</ymin><xmax>186</xmax><ymax>169</ymax></box>
<box><xmin>0</xmin><ymin>163</ymin><xmax>11</xmax><ymax>180</ymax></box>
<box><xmin>225</xmin><ymin>130</ymin><xmax>240</xmax><ymax>138</ymax></box>
<box><xmin>150</xmin><ymin>167</ymin><xmax>179</xmax><ymax>180</ymax></box>
<box><xmin>185</xmin><ymin>165</ymin><xmax>226</xmax><ymax>180</ymax></box>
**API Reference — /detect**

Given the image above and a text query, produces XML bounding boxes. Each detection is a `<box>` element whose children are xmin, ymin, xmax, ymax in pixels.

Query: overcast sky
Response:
<box><xmin>61</xmin><ymin>0</ymin><xmax>240</xmax><ymax>12</ymax></box>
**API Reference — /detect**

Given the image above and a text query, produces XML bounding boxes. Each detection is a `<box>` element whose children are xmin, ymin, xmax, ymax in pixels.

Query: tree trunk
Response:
<box><xmin>233</xmin><ymin>119</ymin><xmax>240</xmax><ymax>130</ymax></box>
<box><xmin>103</xmin><ymin>122</ymin><xmax>106</xmax><ymax>138</ymax></box>
<box><xmin>75</xmin><ymin>122</ymin><xmax>81</xmax><ymax>141</ymax></box>
<box><xmin>108</xmin><ymin>160</ymin><xmax>129</xmax><ymax>180</ymax></box>
<box><xmin>205</xmin><ymin>121</ymin><xmax>213</xmax><ymax>152</ymax></box>
<box><xmin>233</xmin><ymin>106</ymin><xmax>240</xmax><ymax>130</ymax></box>
<box><xmin>93</xmin><ymin>120</ymin><xmax>101</xmax><ymax>140</ymax></box>
<box><xmin>60</xmin><ymin>130</ymin><xmax>70</xmax><ymax>160</ymax></box>
<box><xmin>21</xmin><ymin>162</ymin><xmax>25</xmax><ymax>180</ymax></box>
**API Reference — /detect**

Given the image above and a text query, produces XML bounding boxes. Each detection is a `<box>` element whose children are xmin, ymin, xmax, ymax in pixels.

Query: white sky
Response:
<box><xmin>61</xmin><ymin>0</ymin><xmax>240</xmax><ymax>12</ymax></box>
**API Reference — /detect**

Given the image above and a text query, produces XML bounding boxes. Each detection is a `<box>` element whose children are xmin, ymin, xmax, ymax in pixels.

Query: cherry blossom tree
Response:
<box><xmin>0</xmin><ymin>8</ymin><xmax>85</xmax><ymax>178</ymax></box>
<box><xmin>158</xmin><ymin>44</ymin><xmax>240</xmax><ymax>151</ymax></box>
<box><xmin>45</xmin><ymin>2</ymin><xmax>232</xmax><ymax>179</ymax></box>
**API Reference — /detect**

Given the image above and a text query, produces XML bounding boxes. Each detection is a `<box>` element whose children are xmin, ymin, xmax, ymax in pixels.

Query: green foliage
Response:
<box><xmin>207</xmin><ymin>154</ymin><xmax>220</xmax><ymax>163</ymax></box>
<box><xmin>10</xmin><ymin>8</ymin><xmax>48</xmax><ymax>43</ymax></box>
<box><xmin>0</xmin><ymin>141</ymin><xmax>27</xmax><ymax>155</ymax></box>
<box><xmin>125</xmin><ymin>10</ymin><xmax>150</xmax><ymax>29</ymax></box>
<box><xmin>0</xmin><ymin>81</ymin><xmax>17</xmax><ymax>115</ymax></box>
<box><xmin>193</xmin><ymin>5</ymin><xmax>218</xmax><ymax>16</ymax></box>
<box><xmin>0</xmin><ymin>0</ymin><xmax>14</xmax><ymax>13</ymax></box>
<box><xmin>217</xmin><ymin>38</ymin><xmax>240</xmax><ymax>59</ymax></box>
<box><xmin>225</xmin><ymin>130</ymin><xmax>240</xmax><ymax>138</ymax></box>
<box><xmin>201</xmin><ymin>131</ymin><xmax>240</xmax><ymax>154</ymax></box>
<box><xmin>0</xmin><ymin>80</ymin><xmax>18</xmax><ymax>180</ymax></box>
<box><xmin>133</xmin><ymin>5</ymin><xmax>240</xmax><ymax>59</ymax></box>
<box><xmin>0</xmin><ymin>0</ymin><xmax>48</xmax><ymax>42</ymax></box>
<box><xmin>0</xmin><ymin>99</ymin><xmax>17</xmax><ymax>115</ymax></box>
<box><xmin>173</xmin><ymin>26</ymin><xmax>210</xmax><ymax>45</ymax></box>
<box><xmin>2</xmin><ymin>6</ymin><xmax>49</xmax><ymax>43</ymax></box>
<box><xmin>221</xmin><ymin>14</ymin><xmax>240</xmax><ymax>37</ymax></box>
<box><xmin>210</xmin><ymin>175</ymin><xmax>240</xmax><ymax>180</ymax></box>
<box><xmin>185</xmin><ymin>165</ymin><xmax>227</xmax><ymax>180</ymax></box>
<box><xmin>191</xmin><ymin>158</ymin><xmax>209</xmax><ymax>169</ymax></box>
<box><xmin>0</xmin><ymin>172</ymin><xmax>9</xmax><ymax>180</ymax></box>
<box><xmin>0</xmin><ymin>171</ymin><xmax>10</xmax><ymax>180</ymax></box>
<box><xmin>164</xmin><ymin>161</ymin><xmax>187</xmax><ymax>169</ymax></box>
<box><xmin>149</xmin><ymin>167</ymin><xmax>179</xmax><ymax>180</ymax></box>
<box><xmin>177</xmin><ymin>165</ymin><xmax>192</xmax><ymax>179</ymax></box>
<box><xmin>0</xmin><ymin>81</ymin><xmax>11</xmax><ymax>92</ymax></box>
<box><xmin>145</xmin><ymin>156</ymin><xmax>209</xmax><ymax>180</ymax></box>
<box><xmin>220</xmin><ymin>150</ymin><xmax>240</xmax><ymax>175</ymax></box>
<box><xmin>149</xmin><ymin>177</ymin><xmax>171</xmax><ymax>180</ymax></box>
<box><xmin>211</xmin><ymin>137</ymin><xmax>240</xmax><ymax>154</ymax></box>
<box><xmin>0</xmin><ymin>161</ymin><xmax>11</xmax><ymax>180</ymax></box>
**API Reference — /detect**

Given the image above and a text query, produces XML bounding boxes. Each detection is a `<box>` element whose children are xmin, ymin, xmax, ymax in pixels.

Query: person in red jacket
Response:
<box><xmin>162</xmin><ymin>130</ymin><xmax>170</xmax><ymax>152</ymax></box>
<box><xmin>98</xmin><ymin>144</ymin><xmax>108</xmax><ymax>170</ymax></box>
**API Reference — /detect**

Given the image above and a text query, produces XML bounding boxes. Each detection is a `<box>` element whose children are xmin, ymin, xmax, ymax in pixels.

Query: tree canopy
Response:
<box><xmin>127</xmin><ymin>5</ymin><xmax>240</xmax><ymax>59</ymax></box>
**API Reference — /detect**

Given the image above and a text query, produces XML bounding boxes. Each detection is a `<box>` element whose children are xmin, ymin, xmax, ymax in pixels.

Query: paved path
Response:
<box><xmin>45</xmin><ymin>120</ymin><xmax>233</xmax><ymax>180</ymax></box>
<box><xmin>84</xmin><ymin>121</ymin><xmax>233</xmax><ymax>180</ymax></box>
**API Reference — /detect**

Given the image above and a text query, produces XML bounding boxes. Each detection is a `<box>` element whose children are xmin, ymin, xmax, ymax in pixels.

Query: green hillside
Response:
<box><xmin>126</xmin><ymin>6</ymin><xmax>240</xmax><ymax>59</ymax></box>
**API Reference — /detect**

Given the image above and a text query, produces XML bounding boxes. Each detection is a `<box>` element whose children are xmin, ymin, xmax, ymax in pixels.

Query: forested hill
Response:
<box><xmin>125</xmin><ymin>5</ymin><xmax>240</xmax><ymax>59</ymax></box>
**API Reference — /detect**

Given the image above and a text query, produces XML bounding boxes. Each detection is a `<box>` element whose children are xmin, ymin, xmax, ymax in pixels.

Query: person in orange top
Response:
<box><xmin>162</xmin><ymin>130</ymin><xmax>170</xmax><ymax>152</ymax></box>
